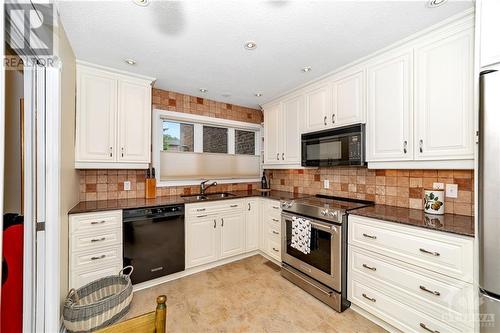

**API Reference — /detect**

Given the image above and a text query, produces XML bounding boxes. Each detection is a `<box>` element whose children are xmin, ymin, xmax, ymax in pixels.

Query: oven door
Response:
<box><xmin>281</xmin><ymin>212</ymin><xmax>342</xmax><ymax>291</ymax></box>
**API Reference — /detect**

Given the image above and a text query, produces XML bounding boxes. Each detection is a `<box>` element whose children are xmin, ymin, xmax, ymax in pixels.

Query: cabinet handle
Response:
<box><xmin>90</xmin><ymin>254</ymin><xmax>106</xmax><ymax>261</ymax></box>
<box><xmin>248</xmin><ymin>203</ymin><xmax>251</xmax><ymax>211</ymax></box>
<box><xmin>276</xmin><ymin>153</ymin><xmax>279</xmax><ymax>160</ymax></box>
<box><xmin>90</xmin><ymin>237</ymin><xmax>106</xmax><ymax>243</ymax></box>
<box><xmin>272</xmin><ymin>206</ymin><xmax>279</xmax><ymax>210</ymax></box>
<box><xmin>282</xmin><ymin>153</ymin><xmax>284</xmax><ymax>160</ymax></box>
<box><xmin>121</xmin><ymin>147</ymin><xmax>124</xmax><ymax>157</ymax></box>
<box><xmin>419</xmin><ymin>139</ymin><xmax>423</xmax><ymax>153</ymax></box>
<box><xmin>272</xmin><ymin>247</ymin><xmax>279</xmax><ymax>252</ymax></box>
<box><xmin>196</xmin><ymin>208</ymin><xmax>206</xmax><ymax>212</ymax></box>
<box><xmin>230</xmin><ymin>204</ymin><xmax>238</xmax><ymax>208</ymax></box>
<box><xmin>419</xmin><ymin>285</ymin><xmax>441</xmax><ymax>296</ymax></box>
<box><xmin>109</xmin><ymin>147</ymin><xmax>113</xmax><ymax>157</ymax></box>
<box><xmin>272</xmin><ymin>230</ymin><xmax>279</xmax><ymax>235</ymax></box>
<box><xmin>91</xmin><ymin>220</ymin><xmax>106</xmax><ymax>225</ymax></box>
<box><xmin>213</xmin><ymin>219</ymin><xmax>216</xmax><ymax>228</ymax></box>
<box><xmin>403</xmin><ymin>140</ymin><xmax>407</xmax><ymax>154</ymax></box>
<box><xmin>419</xmin><ymin>248</ymin><xmax>440</xmax><ymax>256</ymax></box>
<box><xmin>221</xmin><ymin>218</ymin><xmax>224</xmax><ymax>227</ymax></box>
<box><xmin>323</xmin><ymin>116</ymin><xmax>327</xmax><ymax>126</ymax></box>
<box><xmin>362</xmin><ymin>233</ymin><xmax>377</xmax><ymax>240</ymax></box>
<box><xmin>197</xmin><ymin>214</ymin><xmax>208</xmax><ymax>218</ymax></box>
<box><xmin>419</xmin><ymin>323</ymin><xmax>440</xmax><ymax>333</ymax></box>
<box><xmin>332</xmin><ymin>114</ymin><xmax>335</xmax><ymax>124</ymax></box>
<box><xmin>362</xmin><ymin>263</ymin><xmax>376</xmax><ymax>271</ymax></box>
<box><xmin>362</xmin><ymin>293</ymin><xmax>376</xmax><ymax>302</ymax></box>
<box><xmin>272</xmin><ymin>218</ymin><xmax>279</xmax><ymax>222</ymax></box>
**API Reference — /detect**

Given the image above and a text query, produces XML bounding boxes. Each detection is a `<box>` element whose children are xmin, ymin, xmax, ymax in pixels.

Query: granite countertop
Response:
<box><xmin>349</xmin><ymin>204</ymin><xmax>474</xmax><ymax>237</ymax></box>
<box><xmin>68</xmin><ymin>190</ymin><xmax>306</xmax><ymax>215</ymax></box>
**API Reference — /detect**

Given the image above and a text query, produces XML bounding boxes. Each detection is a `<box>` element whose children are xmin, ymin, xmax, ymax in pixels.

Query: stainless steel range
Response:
<box><xmin>280</xmin><ymin>195</ymin><xmax>373</xmax><ymax>312</ymax></box>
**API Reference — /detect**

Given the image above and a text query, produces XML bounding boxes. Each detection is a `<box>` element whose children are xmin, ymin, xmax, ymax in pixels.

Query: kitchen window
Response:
<box><xmin>153</xmin><ymin>110</ymin><xmax>262</xmax><ymax>186</ymax></box>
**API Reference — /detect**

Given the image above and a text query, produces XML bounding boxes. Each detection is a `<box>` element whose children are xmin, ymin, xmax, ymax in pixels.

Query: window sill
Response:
<box><xmin>157</xmin><ymin>178</ymin><xmax>261</xmax><ymax>187</ymax></box>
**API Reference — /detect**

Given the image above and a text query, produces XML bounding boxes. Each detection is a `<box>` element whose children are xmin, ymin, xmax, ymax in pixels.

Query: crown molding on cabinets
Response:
<box><xmin>76</xmin><ymin>60</ymin><xmax>156</xmax><ymax>85</ymax></box>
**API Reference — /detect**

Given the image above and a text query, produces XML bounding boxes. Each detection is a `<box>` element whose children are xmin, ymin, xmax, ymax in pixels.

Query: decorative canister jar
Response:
<box><xmin>424</xmin><ymin>189</ymin><xmax>445</xmax><ymax>215</ymax></box>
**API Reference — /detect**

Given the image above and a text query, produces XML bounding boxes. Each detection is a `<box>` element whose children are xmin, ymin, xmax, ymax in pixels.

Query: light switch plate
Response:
<box><xmin>433</xmin><ymin>182</ymin><xmax>445</xmax><ymax>190</ymax></box>
<box><xmin>323</xmin><ymin>179</ymin><xmax>330</xmax><ymax>189</ymax></box>
<box><xmin>446</xmin><ymin>184</ymin><xmax>458</xmax><ymax>198</ymax></box>
<box><xmin>124</xmin><ymin>181</ymin><xmax>131</xmax><ymax>191</ymax></box>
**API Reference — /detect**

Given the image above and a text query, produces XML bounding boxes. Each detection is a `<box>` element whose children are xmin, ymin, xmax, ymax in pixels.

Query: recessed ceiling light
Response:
<box><xmin>302</xmin><ymin>66</ymin><xmax>312</xmax><ymax>73</ymax></box>
<box><xmin>244</xmin><ymin>41</ymin><xmax>257</xmax><ymax>50</ymax></box>
<box><xmin>133</xmin><ymin>0</ymin><xmax>150</xmax><ymax>6</ymax></box>
<box><xmin>427</xmin><ymin>0</ymin><xmax>447</xmax><ymax>8</ymax></box>
<box><xmin>125</xmin><ymin>59</ymin><xmax>136</xmax><ymax>65</ymax></box>
<box><xmin>199</xmin><ymin>88</ymin><xmax>208</xmax><ymax>93</ymax></box>
<box><xmin>254</xmin><ymin>93</ymin><xmax>263</xmax><ymax>97</ymax></box>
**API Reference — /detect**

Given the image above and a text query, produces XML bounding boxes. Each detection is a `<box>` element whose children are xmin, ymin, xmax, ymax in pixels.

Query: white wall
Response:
<box><xmin>4</xmin><ymin>66</ymin><xmax>23</xmax><ymax>214</ymax></box>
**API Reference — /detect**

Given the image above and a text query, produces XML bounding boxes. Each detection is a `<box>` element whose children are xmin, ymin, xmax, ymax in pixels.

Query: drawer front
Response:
<box><xmin>349</xmin><ymin>279</ymin><xmax>465</xmax><ymax>333</ymax></box>
<box><xmin>186</xmin><ymin>199</ymin><xmax>244</xmax><ymax>217</ymax></box>
<box><xmin>71</xmin><ymin>246</ymin><xmax>122</xmax><ymax>269</ymax></box>
<box><xmin>264</xmin><ymin>220</ymin><xmax>281</xmax><ymax>239</ymax></box>
<box><xmin>70</xmin><ymin>262</ymin><xmax>122</xmax><ymax>289</ymax></box>
<box><xmin>70</xmin><ymin>210</ymin><xmax>122</xmax><ymax>234</ymax></box>
<box><xmin>71</xmin><ymin>229</ymin><xmax>121</xmax><ymax>252</ymax></box>
<box><xmin>263</xmin><ymin>199</ymin><xmax>281</xmax><ymax>218</ymax></box>
<box><xmin>349</xmin><ymin>245</ymin><xmax>474</xmax><ymax>325</ymax></box>
<box><xmin>267</xmin><ymin>237</ymin><xmax>281</xmax><ymax>262</ymax></box>
<box><xmin>348</xmin><ymin>215</ymin><xmax>473</xmax><ymax>282</ymax></box>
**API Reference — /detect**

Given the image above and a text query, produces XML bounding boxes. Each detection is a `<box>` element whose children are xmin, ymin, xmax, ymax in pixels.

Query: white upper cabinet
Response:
<box><xmin>75</xmin><ymin>62</ymin><xmax>155</xmax><ymax>169</ymax></box>
<box><xmin>118</xmin><ymin>80</ymin><xmax>152</xmax><ymax>163</ymax></box>
<box><xmin>263</xmin><ymin>103</ymin><xmax>281</xmax><ymax>164</ymax></box>
<box><xmin>281</xmin><ymin>95</ymin><xmax>303</xmax><ymax>164</ymax></box>
<box><xmin>304</xmin><ymin>84</ymin><xmax>331</xmax><ymax>132</ymax></box>
<box><xmin>331</xmin><ymin>69</ymin><xmax>365</xmax><ymax>127</ymax></box>
<box><xmin>76</xmin><ymin>69</ymin><xmax>117</xmax><ymax>162</ymax></box>
<box><xmin>366</xmin><ymin>51</ymin><xmax>413</xmax><ymax>162</ymax></box>
<box><xmin>414</xmin><ymin>27</ymin><xmax>474</xmax><ymax>160</ymax></box>
<box><xmin>479</xmin><ymin>0</ymin><xmax>500</xmax><ymax>68</ymax></box>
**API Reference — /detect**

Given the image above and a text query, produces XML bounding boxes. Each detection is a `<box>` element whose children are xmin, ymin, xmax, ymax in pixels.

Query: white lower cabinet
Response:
<box><xmin>245</xmin><ymin>198</ymin><xmax>260</xmax><ymax>251</ymax></box>
<box><xmin>69</xmin><ymin>210</ymin><xmax>123</xmax><ymax>289</ymax></box>
<box><xmin>185</xmin><ymin>214</ymin><xmax>219</xmax><ymax>268</ymax></box>
<box><xmin>348</xmin><ymin>215</ymin><xmax>474</xmax><ymax>332</ymax></box>
<box><xmin>220</xmin><ymin>212</ymin><xmax>246</xmax><ymax>259</ymax></box>
<box><xmin>260</xmin><ymin>199</ymin><xmax>282</xmax><ymax>262</ymax></box>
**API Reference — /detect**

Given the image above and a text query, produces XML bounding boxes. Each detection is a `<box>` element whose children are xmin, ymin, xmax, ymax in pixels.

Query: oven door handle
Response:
<box><xmin>283</xmin><ymin>216</ymin><xmax>336</xmax><ymax>233</ymax></box>
<box><xmin>282</xmin><ymin>265</ymin><xmax>333</xmax><ymax>297</ymax></box>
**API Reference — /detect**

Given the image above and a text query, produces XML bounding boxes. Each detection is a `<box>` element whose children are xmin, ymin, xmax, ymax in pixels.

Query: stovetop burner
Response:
<box><xmin>281</xmin><ymin>195</ymin><xmax>374</xmax><ymax>224</ymax></box>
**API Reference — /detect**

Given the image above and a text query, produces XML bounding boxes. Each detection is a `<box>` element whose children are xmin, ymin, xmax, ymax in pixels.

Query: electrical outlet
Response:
<box><xmin>433</xmin><ymin>182</ymin><xmax>445</xmax><ymax>190</ymax></box>
<box><xmin>446</xmin><ymin>184</ymin><xmax>458</xmax><ymax>198</ymax></box>
<box><xmin>124</xmin><ymin>181</ymin><xmax>131</xmax><ymax>191</ymax></box>
<box><xmin>323</xmin><ymin>179</ymin><xmax>330</xmax><ymax>189</ymax></box>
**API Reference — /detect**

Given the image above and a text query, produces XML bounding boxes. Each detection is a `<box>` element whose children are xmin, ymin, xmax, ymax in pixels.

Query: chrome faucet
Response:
<box><xmin>200</xmin><ymin>180</ymin><xmax>217</xmax><ymax>195</ymax></box>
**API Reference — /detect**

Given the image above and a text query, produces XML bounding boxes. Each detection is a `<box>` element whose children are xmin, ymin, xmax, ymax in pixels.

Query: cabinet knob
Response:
<box><xmin>323</xmin><ymin>116</ymin><xmax>327</xmax><ymax>126</ymax></box>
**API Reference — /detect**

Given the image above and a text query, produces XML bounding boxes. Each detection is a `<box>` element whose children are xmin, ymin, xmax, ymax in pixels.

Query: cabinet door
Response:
<box><xmin>304</xmin><ymin>84</ymin><xmax>331</xmax><ymax>132</ymax></box>
<box><xmin>245</xmin><ymin>199</ymin><xmax>260</xmax><ymax>251</ymax></box>
<box><xmin>281</xmin><ymin>95</ymin><xmax>303</xmax><ymax>164</ymax></box>
<box><xmin>366</xmin><ymin>52</ymin><xmax>413</xmax><ymax>161</ymax></box>
<box><xmin>480</xmin><ymin>0</ymin><xmax>500</xmax><ymax>68</ymax></box>
<box><xmin>414</xmin><ymin>28</ymin><xmax>474</xmax><ymax>160</ymax></box>
<box><xmin>331</xmin><ymin>70</ymin><xmax>365</xmax><ymax>126</ymax></box>
<box><xmin>76</xmin><ymin>69</ymin><xmax>117</xmax><ymax>162</ymax></box>
<box><xmin>185</xmin><ymin>215</ymin><xmax>218</xmax><ymax>268</ymax></box>
<box><xmin>219</xmin><ymin>212</ymin><xmax>245</xmax><ymax>259</ymax></box>
<box><xmin>118</xmin><ymin>80</ymin><xmax>151</xmax><ymax>163</ymax></box>
<box><xmin>263</xmin><ymin>104</ymin><xmax>281</xmax><ymax>164</ymax></box>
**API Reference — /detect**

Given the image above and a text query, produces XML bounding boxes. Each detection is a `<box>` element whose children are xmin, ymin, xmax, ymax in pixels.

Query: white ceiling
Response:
<box><xmin>56</xmin><ymin>0</ymin><xmax>473</xmax><ymax>108</ymax></box>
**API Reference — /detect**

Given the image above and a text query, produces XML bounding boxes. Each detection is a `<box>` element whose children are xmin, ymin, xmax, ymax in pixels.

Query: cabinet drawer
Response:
<box><xmin>349</xmin><ymin>279</ymin><xmax>465</xmax><ymax>333</ymax></box>
<box><xmin>71</xmin><ymin>228</ymin><xmax>121</xmax><ymax>252</ymax></box>
<box><xmin>262</xmin><ymin>199</ymin><xmax>281</xmax><ymax>218</ymax></box>
<box><xmin>71</xmin><ymin>246</ymin><xmax>122</xmax><ymax>269</ymax></box>
<box><xmin>264</xmin><ymin>220</ymin><xmax>281</xmax><ymax>239</ymax></box>
<box><xmin>348</xmin><ymin>215</ymin><xmax>473</xmax><ymax>282</ymax></box>
<box><xmin>70</xmin><ymin>210</ymin><xmax>122</xmax><ymax>234</ymax></box>
<box><xmin>266</xmin><ymin>237</ymin><xmax>281</xmax><ymax>262</ymax></box>
<box><xmin>70</xmin><ymin>262</ymin><xmax>122</xmax><ymax>289</ymax></box>
<box><xmin>349</xmin><ymin>245</ymin><xmax>474</xmax><ymax>326</ymax></box>
<box><xmin>186</xmin><ymin>199</ymin><xmax>244</xmax><ymax>216</ymax></box>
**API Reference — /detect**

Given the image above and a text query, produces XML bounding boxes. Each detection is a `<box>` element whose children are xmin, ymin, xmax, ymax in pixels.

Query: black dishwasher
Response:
<box><xmin>123</xmin><ymin>204</ymin><xmax>185</xmax><ymax>284</ymax></box>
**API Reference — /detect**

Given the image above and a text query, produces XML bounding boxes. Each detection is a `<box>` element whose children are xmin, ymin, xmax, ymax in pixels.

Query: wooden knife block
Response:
<box><xmin>145</xmin><ymin>178</ymin><xmax>157</xmax><ymax>199</ymax></box>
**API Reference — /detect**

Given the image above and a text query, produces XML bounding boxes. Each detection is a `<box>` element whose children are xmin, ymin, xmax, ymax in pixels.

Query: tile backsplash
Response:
<box><xmin>267</xmin><ymin>168</ymin><xmax>474</xmax><ymax>216</ymax></box>
<box><xmin>79</xmin><ymin>169</ymin><xmax>260</xmax><ymax>202</ymax></box>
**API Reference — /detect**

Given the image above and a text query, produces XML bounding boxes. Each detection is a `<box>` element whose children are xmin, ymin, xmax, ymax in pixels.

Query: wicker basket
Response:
<box><xmin>63</xmin><ymin>266</ymin><xmax>134</xmax><ymax>333</ymax></box>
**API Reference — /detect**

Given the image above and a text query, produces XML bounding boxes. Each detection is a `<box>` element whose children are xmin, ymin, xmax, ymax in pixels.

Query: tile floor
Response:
<box><xmin>123</xmin><ymin>255</ymin><xmax>386</xmax><ymax>332</ymax></box>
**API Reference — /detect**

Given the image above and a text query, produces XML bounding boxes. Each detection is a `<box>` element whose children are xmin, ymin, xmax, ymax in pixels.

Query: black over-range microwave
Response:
<box><xmin>301</xmin><ymin>124</ymin><xmax>365</xmax><ymax>167</ymax></box>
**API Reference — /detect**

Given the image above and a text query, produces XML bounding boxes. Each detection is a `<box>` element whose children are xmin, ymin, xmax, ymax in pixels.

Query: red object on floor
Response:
<box><xmin>1</xmin><ymin>222</ymin><xmax>24</xmax><ymax>333</ymax></box>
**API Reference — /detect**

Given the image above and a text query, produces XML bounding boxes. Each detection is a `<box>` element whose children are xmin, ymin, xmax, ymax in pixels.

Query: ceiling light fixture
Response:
<box><xmin>199</xmin><ymin>88</ymin><xmax>208</xmax><ymax>93</ymax></box>
<box><xmin>133</xmin><ymin>0</ymin><xmax>150</xmax><ymax>6</ymax></box>
<box><xmin>254</xmin><ymin>93</ymin><xmax>263</xmax><ymax>97</ymax></box>
<box><xmin>125</xmin><ymin>58</ymin><xmax>136</xmax><ymax>65</ymax></box>
<box><xmin>244</xmin><ymin>41</ymin><xmax>257</xmax><ymax>50</ymax></box>
<box><xmin>302</xmin><ymin>66</ymin><xmax>312</xmax><ymax>73</ymax></box>
<box><xmin>427</xmin><ymin>0</ymin><xmax>447</xmax><ymax>8</ymax></box>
